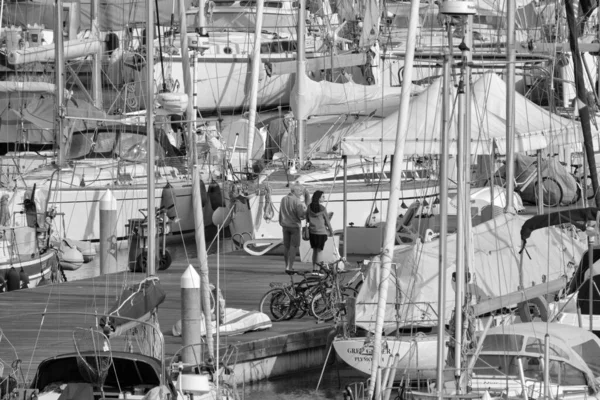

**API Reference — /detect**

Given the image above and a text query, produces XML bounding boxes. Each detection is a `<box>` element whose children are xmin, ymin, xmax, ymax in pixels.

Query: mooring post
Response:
<box><xmin>181</xmin><ymin>264</ymin><xmax>202</xmax><ymax>364</ymax></box>
<box><xmin>99</xmin><ymin>189</ymin><xmax>117</xmax><ymax>274</ymax></box>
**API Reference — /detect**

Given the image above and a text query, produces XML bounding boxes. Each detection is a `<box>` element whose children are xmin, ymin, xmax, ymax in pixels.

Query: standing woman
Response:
<box><xmin>307</xmin><ymin>190</ymin><xmax>334</xmax><ymax>272</ymax></box>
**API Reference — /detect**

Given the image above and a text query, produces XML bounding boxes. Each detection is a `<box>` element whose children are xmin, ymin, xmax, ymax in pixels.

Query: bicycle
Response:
<box><xmin>310</xmin><ymin>259</ymin><xmax>359</xmax><ymax>322</ymax></box>
<box><xmin>258</xmin><ymin>267</ymin><xmax>332</xmax><ymax>321</ymax></box>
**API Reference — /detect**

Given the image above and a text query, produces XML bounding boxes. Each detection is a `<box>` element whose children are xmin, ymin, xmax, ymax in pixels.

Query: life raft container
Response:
<box><xmin>157</xmin><ymin>92</ymin><xmax>189</xmax><ymax>114</ymax></box>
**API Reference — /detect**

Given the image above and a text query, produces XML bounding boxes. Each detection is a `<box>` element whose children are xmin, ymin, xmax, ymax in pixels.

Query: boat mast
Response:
<box><xmin>437</xmin><ymin>0</ymin><xmax>475</xmax><ymax>391</ymax></box>
<box><xmin>564</xmin><ymin>0</ymin><xmax>600</xmax><ymax>207</ymax></box>
<box><xmin>146</xmin><ymin>0</ymin><xmax>156</xmax><ymax>275</ymax></box>
<box><xmin>246</xmin><ymin>0</ymin><xmax>265</xmax><ymax>173</ymax></box>
<box><xmin>180</xmin><ymin>0</ymin><xmax>216</xmax><ymax>363</ymax></box>
<box><xmin>366</xmin><ymin>0</ymin><xmax>420</xmax><ymax>397</ymax></box>
<box><xmin>436</xmin><ymin>51</ymin><xmax>451</xmax><ymax>400</ymax></box>
<box><xmin>179</xmin><ymin>0</ymin><xmax>196</xmax><ymax>172</ymax></box>
<box><xmin>55</xmin><ymin>0</ymin><xmax>66</xmax><ymax>167</ymax></box>
<box><xmin>453</xmin><ymin>21</ymin><xmax>468</xmax><ymax>391</ymax></box>
<box><xmin>91</xmin><ymin>0</ymin><xmax>102</xmax><ymax>108</ymax></box>
<box><xmin>504</xmin><ymin>0</ymin><xmax>516</xmax><ymax>211</ymax></box>
<box><xmin>296</xmin><ymin>0</ymin><xmax>307</xmax><ymax>166</ymax></box>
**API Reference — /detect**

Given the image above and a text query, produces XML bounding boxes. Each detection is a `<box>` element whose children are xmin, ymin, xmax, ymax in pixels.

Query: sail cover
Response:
<box><xmin>339</xmin><ymin>72</ymin><xmax>594</xmax><ymax>156</ymax></box>
<box><xmin>0</xmin><ymin>94</ymin><xmax>109</xmax><ymax>144</ymax></box>
<box><xmin>521</xmin><ymin>207</ymin><xmax>598</xmax><ymax>242</ymax></box>
<box><xmin>354</xmin><ymin>213</ymin><xmax>586</xmax><ymax>332</ymax></box>
<box><xmin>100</xmin><ymin>277</ymin><xmax>166</xmax><ymax>337</ymax></box>
<box><xmin>290</xmin><ymin>75</ymin><xmax>404</xmax><ymax>120</ymax></box>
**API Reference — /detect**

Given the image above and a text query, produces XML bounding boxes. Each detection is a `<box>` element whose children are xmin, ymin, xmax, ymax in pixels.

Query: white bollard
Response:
<box><xmin>99</xmin><ymin>189</ymin><xmax>118</xmax><ymax>274</ymax></box>
<box><xmin>181</xmin><ymin>264</ymin><xmax>202</xmax><ymax>364</ymax></box>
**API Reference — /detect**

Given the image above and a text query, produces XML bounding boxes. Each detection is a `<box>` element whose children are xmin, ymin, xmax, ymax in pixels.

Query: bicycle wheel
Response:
<box><xmin>311</xmin><ymin>289</ymin><xmax>334</xmax><ymax>321</ymax></box>
<box><xmin>312</xmin><ymin>286</ymin><xmax>359</xmax><ymax>322</ymax></box>
<box><xmin>259</xmin><ymin>288</ymin><xmax>293</xmax><ymax>321</ymax></box>
<box><xmin>534</xmin><ymin>177</ymin><xmax>562</xmax><ymax>207</ymax></box>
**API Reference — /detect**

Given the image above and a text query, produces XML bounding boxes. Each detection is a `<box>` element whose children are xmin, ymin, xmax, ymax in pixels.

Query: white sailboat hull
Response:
<box><xmin>333</xmin><ymin>336</ymin><xmax>444</xmax><ymax>379</ymax></box>
<box><xmin>246</xmin><ymin>183</ymin><xmax>437</xmax><ymax>242</ymax></box>
<box><xmin>48</xmin><ymin>185</ymin><xmax>169</xmax><ymax>242</ymax></box>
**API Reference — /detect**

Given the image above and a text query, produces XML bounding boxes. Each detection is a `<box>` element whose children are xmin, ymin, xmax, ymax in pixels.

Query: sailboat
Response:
<box><xmin>331</xmin><ymin>0</ymin><xmax>596</xmax><ymax>390</ymax></box>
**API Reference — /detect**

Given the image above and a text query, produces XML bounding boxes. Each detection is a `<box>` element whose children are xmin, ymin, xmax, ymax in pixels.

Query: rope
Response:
<box><xmin>263</xmin><ymin>184</ymin><xmax>275</xmax><ymax>222</ymax></box>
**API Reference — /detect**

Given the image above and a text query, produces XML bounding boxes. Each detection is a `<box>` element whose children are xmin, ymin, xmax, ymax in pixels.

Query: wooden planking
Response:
<box><xmin>0</xmin><ymin>252</ymin><xmax>336</xmax><ymax>376</ymax></box>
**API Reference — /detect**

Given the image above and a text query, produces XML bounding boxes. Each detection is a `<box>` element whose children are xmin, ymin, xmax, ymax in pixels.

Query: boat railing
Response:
<box><xmin>169</xmin><ymin>341</ymin><xmax>241</xmax><ymax>399</ymax></box>
<box><xmin>352</xmin><ymin>301</ymin><xmax>439</xmax><ymax>328</ymax></box>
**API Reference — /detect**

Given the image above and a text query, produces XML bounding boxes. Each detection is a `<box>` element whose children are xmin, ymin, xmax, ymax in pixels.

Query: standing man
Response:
<box><xmin>279</xmin><ymin>183</ymin><xmax>308</xmax><ymax>272</ymax></box>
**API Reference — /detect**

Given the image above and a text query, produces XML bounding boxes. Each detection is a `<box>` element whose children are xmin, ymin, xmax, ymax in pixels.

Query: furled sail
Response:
<box><xmin>290</xmin><ymin>74</ymin><xmax>404</xmax><ymax>120</ymax></box>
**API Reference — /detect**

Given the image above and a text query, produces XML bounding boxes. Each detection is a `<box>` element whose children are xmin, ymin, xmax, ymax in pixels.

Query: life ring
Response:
<box><xmin>518</xmin><ymin>296</ymin><xmax>549</xmax><ymax>322</ymax></box>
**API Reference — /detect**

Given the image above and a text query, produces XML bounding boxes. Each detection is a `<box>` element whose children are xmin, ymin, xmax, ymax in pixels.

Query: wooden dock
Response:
<box><xmin>0</xmin><ymin>251</ymin><xmax>347</xmax><ymax>383</ymax></box>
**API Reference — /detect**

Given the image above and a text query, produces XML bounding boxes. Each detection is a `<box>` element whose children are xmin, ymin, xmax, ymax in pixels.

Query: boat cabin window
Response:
<box><xmin>240</xmin><ymin>0</ymin><xmax>283</xmax><ymax>7</ymax></box>
<box><xmin>570</xmin><ymin>339</ymin><xmax>600</xmax><ymax>377</ymax></box>
<box><xmin>474</xmin><ymin>355</ymin><xmax>548</xmax><ymax>381</ymax></box>
<box><xmin>548</xmin><ymin>361</ymin><xmax>588</xmax><ymax>386</ymax></box>
<box><xmin>481</xmin><ymin>335</ymin><xmax>524</xmax><ymax>352</ymax></box>
<box><xmin>68</xmin><ymin>131</ymin><xmax>95</xmax><ymax>159</ymax></box>
<box><xmin>473</xmin><ymin>354</ymin><xmax>520</xmax><ymax>377</ymax></box>
<box><xmin>474</xmin><ymin>355</ymin><xmax>589</xmax><ymax>387</ymax></box>
<box><xmin>525</xmin><ymin>338</ymin><xmax>570</xmax><ymax>359</ymax></box>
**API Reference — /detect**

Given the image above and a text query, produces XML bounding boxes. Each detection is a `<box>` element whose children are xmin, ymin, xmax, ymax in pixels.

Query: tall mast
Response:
<box><xmin>564</xmin><ymin>0</ymin><xmax>600</xmax><ymax>207</ymax></box>
<box><xmin>55</xmin><ymin>0</ymin><xmax>66</xmax><ymax>166</ymax></box>
<box><xmin>504</xmin><ymin>0</ymin><xmax>516</xmax><ymax>211</ymax></box>
<box><xmin>436</xmin><ymin>50</ymin><xmax>451</xmax><ymax>400</ymax></box>
<box><xmin>366</xmin><ymin>0</ymin><xmax>420</xmax><ymax>397</ymax></box>
<box><xmin>453</xmin><ymin>23</ymin><xmax>468</xmax><ymax>390</ymax></box>
<box><xmin>146</xmin><ymin>0</ymin><xmax>156</xmax><ymax>275</ymax></box>
<box><xmin>296</xmin><ymin>0</ymin><xmax>306</xmax><ymax>166</ymax></box>
<box><xmin>181</xmin><ymin>0</ymin><xmax>215</xmax><ymax>361</ymax></box>
<box><xmin>246</xmin><ymin>0</ymin><xmax>265</xmax><ymax>172</ymax></box>
<box><xmin>179</xmin><ymin>0</ymin><xmax>196</xmax><ymax>172</ymax></box>
<box><xmin>91</xmin><ymin>0</ymin><xmax>102</xmax><ymax>108</ymax></box>
<box><xmin>437</xmin><ymin>0</ymin><xmax>475</xmax><ymax>392</ymax></box>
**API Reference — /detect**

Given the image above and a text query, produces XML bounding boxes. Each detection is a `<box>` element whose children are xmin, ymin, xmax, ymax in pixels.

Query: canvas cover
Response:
<box><xmin>100</xmin><ymin>277</ymin><xmax>166</xmax><ymax>336</ymax></box>
<box><xmin>484</xmin><ymin>322</ymin><xmax>600</xmax><ymax>383</ymax></box>
<box><xmin>172</xmin><ymin>307</ymin><xmax>272</xmax><ymax>337</ymax></box>
<box><xmin>0</xmin><ymin>94</ymin><xmax>109</xmax><ymax>144</ymax></box>
<box><xmin>495</xmin><ymin>153</ymin><xmax>579</xmax><ymax>206</ymax></box>
<box><xmin>290</xmin><ymin>75</ymin><xmax>404</xmax><ymax>120</ymax></box>
<box><xmin>338</xmin><ymin>72</ymin><xmax>593</xmax><ymax>156</ymax></box>
<box><xmin>521</xmin><ymin>207</ymin><xmax>598</xmax><ymax>241</ymax></box>
<box><xmin>354</xmin><ymin>213</ymin><xmax>586</xmax><ymax>333</ymax></box>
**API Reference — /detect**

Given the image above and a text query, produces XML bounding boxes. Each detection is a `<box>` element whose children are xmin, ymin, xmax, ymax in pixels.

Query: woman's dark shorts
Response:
<box><xmin>309</xmin><ymin>233</ymin><xmax>327</xmax><ymax>250</ymax></box>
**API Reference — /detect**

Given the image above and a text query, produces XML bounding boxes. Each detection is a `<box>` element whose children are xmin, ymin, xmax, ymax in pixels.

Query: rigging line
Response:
<box><xmin>366</xmin><ymin>155</ymin><xmax>388</xmax><ymax>224</ymax></box>
<box><xmin>24</xmin><ymin>281</ymin><xmax>55</xmax><ymax>381</ymax></box>
<box><xmin>154</xmin><ymin>0</ymin><xmax>167</xmax><ymax>92</ymax></box>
